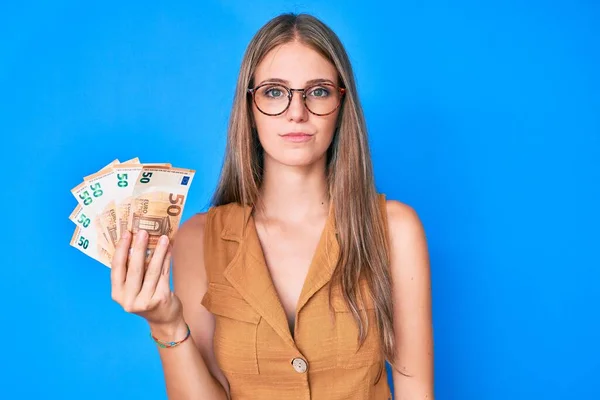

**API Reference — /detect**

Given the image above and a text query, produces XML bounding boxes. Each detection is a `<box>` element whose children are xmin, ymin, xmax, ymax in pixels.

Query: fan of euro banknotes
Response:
<box><xmin>69</xmin><ymin>157</ymin><xmax>195</xmax><ymax>267</ymax></box>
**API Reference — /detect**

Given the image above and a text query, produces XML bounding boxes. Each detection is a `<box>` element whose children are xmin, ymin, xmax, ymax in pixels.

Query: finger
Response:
<box><xmin>138</xmin><ymin>235</ymin><xmax>170</xmax><ymax>299</ymax></box>
<box><xmin>153</xmin><ymin>249</ymin><xmax>173</xmax><ymax>300</ymax></box>
<box><xmin>110</xmin><ymin>230</ymin><xmax>132</xmax><ymax>292</ymax></box>
<box><xmin>123</xmin><ymin>229</ymin><xmax>148</xmax><ymax>299</ymax></box>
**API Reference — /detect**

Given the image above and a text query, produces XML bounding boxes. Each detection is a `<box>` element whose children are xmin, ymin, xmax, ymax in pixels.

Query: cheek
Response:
<box><xmin>319</xmin><ymin>114</ymin><xmax>338</xmax><ymax>141</ymax></box>
<box><xmin>253</xmin><ymin>109</ymin><xmax>272</xmax><ymax>136</ymax></box>
<box><xmin>310</xmin><ymin>113</ymin><xmax>339</xmax><ymax>151</ymax></box>
<box><xmin>254</xmin><ymin>115</ymin><xmax>277</xmax><ymax>149</ymax></box>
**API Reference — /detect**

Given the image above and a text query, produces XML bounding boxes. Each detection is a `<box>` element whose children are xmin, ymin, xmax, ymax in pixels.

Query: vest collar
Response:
<box><xmin>219</xmin><ymin>201</ymin><xmax>340</xmax><ymax>349</ymax></box>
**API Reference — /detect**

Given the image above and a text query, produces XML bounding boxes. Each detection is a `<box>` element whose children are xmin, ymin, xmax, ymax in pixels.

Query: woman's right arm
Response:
<box><xmin>155</xmin><ymin>212</ymin><xmax>230</xmax><ymax>399</ymax></box>
<box><xmin>110</xmin><ymin>212</ymin><xmax>230</xmax><ymax>400</ymax></box>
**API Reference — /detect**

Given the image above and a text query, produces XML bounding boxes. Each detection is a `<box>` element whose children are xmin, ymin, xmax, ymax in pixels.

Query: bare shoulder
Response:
<box><xmin>171</xmin><ymin>211</ymin><xmax>210</xmax><ymax>303</ymax></box>
<box><xmin>383</xmin><ymin>198</ymin><xmax>430</xmax><ymax>283</ymax></box>
<box><xmin>173</xmin><ymin>211</ymin><xmax>209</xmax><ymax>247</ymax></box>
<box><xmin>384</xmin><ymin>199</ymin><xmax>434</xmax><ymax>394</ymax></box>
<box><xmin>175</xmin><ymin>209</ymin><xmax>210</xmax><ymax>257</ymax></box>
<box><xmin>384</xmin><ymin>199</ymin><xmax>425</xmax><ymax>237</ymax></box>
<box><xmin>384</xmin><ymin>199</ymin><xmax>428</xmax><ymax>259</ymax></box>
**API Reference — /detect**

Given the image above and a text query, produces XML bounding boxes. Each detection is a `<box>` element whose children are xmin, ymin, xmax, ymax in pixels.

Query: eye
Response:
<box><xmin>308</xmin><ymin>86</ymin><xmax>331</xmax><ymax>98</ymax></box>
<box><xmin>262</xmin><ymin>85</ymin><xmax>287</xmax><ymax>99</ymax></box>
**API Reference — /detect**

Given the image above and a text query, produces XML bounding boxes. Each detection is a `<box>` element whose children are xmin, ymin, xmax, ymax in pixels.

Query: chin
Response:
<box><xmin>269</xmin><ymin>153</ymin><xmax>325</xmax><ymax>168</ymax></box>
<box><xmin>281</xmin><ymin>157</ymin><xmax>316</xmax><ymax>167</ymax></box>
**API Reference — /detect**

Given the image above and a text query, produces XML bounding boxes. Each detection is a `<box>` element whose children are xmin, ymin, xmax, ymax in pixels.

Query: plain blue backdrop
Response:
<box><xmin>2</xmin><ymin>0</ymin><xmax>598</xmax><ymax>399</ymax></box>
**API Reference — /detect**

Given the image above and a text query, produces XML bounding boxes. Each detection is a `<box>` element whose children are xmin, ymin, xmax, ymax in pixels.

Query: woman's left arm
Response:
<box><xmin>386</xmin><ymin>200</ymin><xmax>435</xmax><ymax>400</ymax></box>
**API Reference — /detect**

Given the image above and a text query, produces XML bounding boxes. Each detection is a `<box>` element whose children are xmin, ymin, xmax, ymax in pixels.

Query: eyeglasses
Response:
<box><xmin>247</xmin><ymin>82</ymin><xmax>346</xmax><ymax>116</ymax></box>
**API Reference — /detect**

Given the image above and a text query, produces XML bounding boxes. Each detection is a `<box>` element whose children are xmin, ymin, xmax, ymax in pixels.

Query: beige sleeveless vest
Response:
<box><xmin>201</xmin><ymin>194</ymin><xmax>392</xmax><ymax>400</ymax></box>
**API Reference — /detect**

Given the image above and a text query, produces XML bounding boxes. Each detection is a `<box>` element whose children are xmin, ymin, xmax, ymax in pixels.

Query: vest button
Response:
<box><xmin>291</xmin><ymin>357</ymin><xmax>308</xmax><ymax>373</ymax></box>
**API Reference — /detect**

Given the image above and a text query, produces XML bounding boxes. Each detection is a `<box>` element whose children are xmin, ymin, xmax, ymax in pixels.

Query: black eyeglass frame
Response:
<box><xmin>247</xmin><ymin>82</ymin><xmax>347</xmax><ymax>116</ymax></box>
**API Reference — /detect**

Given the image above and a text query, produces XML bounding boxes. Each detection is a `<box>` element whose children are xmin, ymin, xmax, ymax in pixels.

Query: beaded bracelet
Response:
<box><xmin>150</xmin><ymin>323</ymin><xmax>191</xmax><ymax>348</ymax></box>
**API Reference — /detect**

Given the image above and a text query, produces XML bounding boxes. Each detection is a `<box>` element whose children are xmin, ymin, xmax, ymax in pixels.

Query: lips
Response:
<box><xmin>282</xmin><ymin>132</ymin><xmax>312</xmax><ymax>137</ymax></box>
<box><xmin>280</xmin><ymin>132</ymin><xmax>313</xmax><ymax>143</ymax></box>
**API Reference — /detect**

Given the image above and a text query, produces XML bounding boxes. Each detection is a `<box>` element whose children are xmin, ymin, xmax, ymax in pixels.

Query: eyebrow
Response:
<box><xmin>255</xmin><ymin>78</ymin><xmax>336</xmax><ymax>86</ymax></box>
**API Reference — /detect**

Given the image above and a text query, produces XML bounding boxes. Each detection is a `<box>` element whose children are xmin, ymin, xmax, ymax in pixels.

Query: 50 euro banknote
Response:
<box><xmin>69</xmin><ymin>204</ymin><xmax>114</xmax><ymax>267</ymax></box>
<box><xmin>70</xmin><ymin>224</ymin><xmax>113</xmax><ymax>267</ymax></box>
<box><xmin>111</xmin><ymin>162</ymin><xmax>171</xmax><ymax>244</ymax></box>
<box><xmin>127</xmin><ymin>166</ymin><xmax>195</xmax><ymax>261</ymax></box>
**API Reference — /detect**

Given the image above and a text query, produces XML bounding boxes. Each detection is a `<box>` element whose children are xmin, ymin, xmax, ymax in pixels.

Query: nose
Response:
<box><xmin>286</xmin><ymin>89</ymin><xmax>308</xmax><ymax>122</ymax></box>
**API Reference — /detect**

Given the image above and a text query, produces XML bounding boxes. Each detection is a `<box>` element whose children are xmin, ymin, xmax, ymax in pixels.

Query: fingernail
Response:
<box><xmin>159</xmin><ymin>235</ymin><xmax>169</xmax><ymax>245</ymax></box>
<box><xmin>137</xmin><ymin>230</ymin><xmax>147</xmax><ymax>242</ymax></box>
<box><xmin>123</xmin><ymin>230</ymin><xmax>131</xmax><ymax>240</ymax></box>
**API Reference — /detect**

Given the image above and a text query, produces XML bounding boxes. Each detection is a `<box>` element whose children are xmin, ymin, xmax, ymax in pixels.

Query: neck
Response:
<box><xmin>256</xmin><ymin>156</ymin><xmax>330</xmax><ymax>223</ymax></box>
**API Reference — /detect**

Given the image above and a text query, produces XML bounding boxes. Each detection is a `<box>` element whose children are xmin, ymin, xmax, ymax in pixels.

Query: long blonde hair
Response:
<box><xmin>211</xmin><ymin>12</ymin><xmax>397</xmax><ymax>365</ymax></box>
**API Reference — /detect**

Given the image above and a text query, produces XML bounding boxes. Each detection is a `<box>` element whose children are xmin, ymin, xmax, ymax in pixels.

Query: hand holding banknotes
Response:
<box><xmin>68</xmin><ymin>157</ymin><xmax>195</xmax><ymax>328</ymax></box>
<box><xmin>110</xmin><ymin>229</ymin><xmax>183</xmax><ymax>326</ymax></box>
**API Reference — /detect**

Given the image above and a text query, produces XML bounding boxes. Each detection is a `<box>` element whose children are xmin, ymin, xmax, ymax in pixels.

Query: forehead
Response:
<box><xmin>254</xmin><ymin>41</ymin><xmax>338</xmax><ymax>85</ymax></box>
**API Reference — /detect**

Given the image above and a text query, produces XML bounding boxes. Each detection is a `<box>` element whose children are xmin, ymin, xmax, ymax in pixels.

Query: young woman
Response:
<box><xmin>110</xmin><ymin>12</ymin><xmax>434</xmax><ymax>400</ymax></box>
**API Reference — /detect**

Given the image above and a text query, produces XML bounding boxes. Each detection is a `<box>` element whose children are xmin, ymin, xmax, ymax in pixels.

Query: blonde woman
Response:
<box><xmin>110</xmin><ymin>12</ymin><xmax>434</xmax><ymax>400</ymax></box>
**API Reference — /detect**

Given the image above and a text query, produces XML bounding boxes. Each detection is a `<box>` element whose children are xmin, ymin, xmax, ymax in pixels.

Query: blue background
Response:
<box><xmin>2</xmin><ymin>0</ymin><xmax>598</xmax><ymax>399</ymax></box>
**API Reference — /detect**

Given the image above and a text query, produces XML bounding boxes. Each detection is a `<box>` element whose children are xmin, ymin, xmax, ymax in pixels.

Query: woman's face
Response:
<box><xmin>250</xmin><ymin>41</ymin><xmax>341</xmax><ymax>168</ymax></box>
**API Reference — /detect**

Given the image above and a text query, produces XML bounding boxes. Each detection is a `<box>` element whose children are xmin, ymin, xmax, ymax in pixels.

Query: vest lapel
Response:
<box><xmin>221</xmin><ymin>203</ymin><xmax>296</xmax><ymax>350</ymax></box>
<box><xmin>294</xmin><ymin>202</ymin><xmax>340</xmax><ymax>315</ymax></box>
